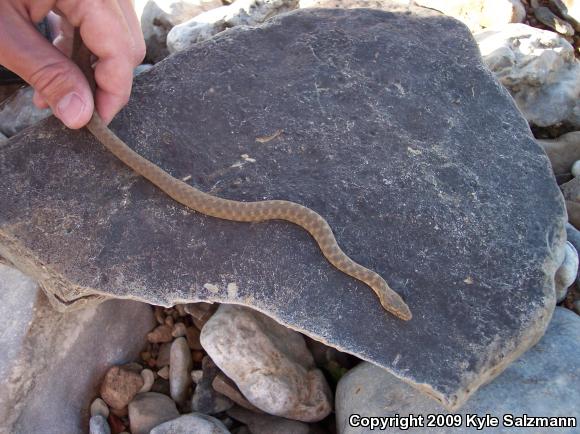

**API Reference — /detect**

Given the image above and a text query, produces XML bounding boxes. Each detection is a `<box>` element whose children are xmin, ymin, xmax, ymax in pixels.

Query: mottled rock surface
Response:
<box><xmin>0</xmin><ymin>9</ymin><xmax>566</xmax><ymax>409</ymax></box>
<box><xmin>0</xmin><ymin>264</ymin><xmax>155</xmax><ymax>434</ymax></box>
<box><xmin>336</xmin><ymin>307</ymin><xmax>580</xmax><ymax>433</ymax></box>
<box><xmin>0</xmin><ymin>86</ymin><xmax>51</xmax><ymax>137</ymax></box>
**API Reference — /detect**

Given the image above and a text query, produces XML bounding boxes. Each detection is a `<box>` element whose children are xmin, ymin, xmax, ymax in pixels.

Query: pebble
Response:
<box><xmin>89</xmin><ymin>415</ymin><xmax>111</xmax><ymax>434</ymax></box>
<box><xmin>534</xmin><ymin>6</ymin><xmax>575</xmax><ymax>35</ymax></box>
<box><xmin>100</xmin><ymin>365</ymin><xmax>145</xmax><ymax>410</ymax></box>
<box><xmin>555</xmin><ymin>241</ymin><xmax>578</xmax><ymax>303</ymax></box>
<box><xmin>200</xmin><ymin>305</ymin><xmax>332</xmax><ymax>422</ymax></box>
<box><xmin>191</xmin><ymin>356</ymin><xmax>234</xmax><ymax>414</ymax></box>
<box><xmin>185</xmin><ymin>326</ymin><xmax>202</xmax><ymax>350</ymax></box>
<box><xmin>147</xmin><ymin>325</ymin><xmax>174</xmax><ymax>343</ymax></box>
<box><xmin>170</xmin><ymin>336</ymin><xmax>193</xmax><ymax>403</ymax></box>
<box><xmin>157</xmin><ymin>342</ymin><xmax>172</xmax><ymax>367</ymax></box>
<box><xmin>227</xmin><ymin>407</ymin><xmax>310</xmax><ymax>434</ymax></box>
<box><xmin>158</xmin><ymin>365</ymin><xmax>170</xmax><ymax>380</ymax></box>
<box><xmin>475</xmin><ymin>24</ymin><xmax>580</xmax><ymax>128</ymax></box>
<box><xmin>90</xmin><ymin>398</ymin><xmax>110</xmax><ymax>418</ymax></box>
<box><xmin>184</xmin><ymin>302</ymin><xmax>218</xmax><ymax>328</ymax></box>
<box><xmin>139</xmin><ymin>369</ymin><xmax>155</xmax><ymax>393</ymax></box>
<box><xmin>212</xmin><ymin>373</ymin><xmax>261</xmax><ymax>412</ymax></box>
<box><xmin>172</xmin><ymin>322</ymin><xmax>187</xmax><ymax>337</ymax></box>
<box><xmin>150</xmin><ymin>413</ymin><xmax>231</xmax><ymax>434</ymax></box>
<box><xmin>128</xmin><ymin>392</ymin><xmax>180</xmax><ymax>434</ymax></box>
<box><xmin>191</xmin><ymin>370</ymin><xmax>203</xmax><ymax>384</ymax></box>
<box><xmin>538</xmin><ymin>132</ymin><xmax>580</xmax><ymax>176</ymax></box>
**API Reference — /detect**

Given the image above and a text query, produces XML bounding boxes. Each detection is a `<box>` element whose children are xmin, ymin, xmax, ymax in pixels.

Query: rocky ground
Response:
<box><xmin>1</xmin><ymin>1</ymin><xmax>580</xmax><ymax>434</ymax></box>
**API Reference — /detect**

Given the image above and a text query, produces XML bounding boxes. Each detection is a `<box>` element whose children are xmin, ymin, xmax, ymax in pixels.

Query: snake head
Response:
<box><xmin>381</xmin><ymin>293</ymin><xmax>412</xmax><ymax>321</ymax></box>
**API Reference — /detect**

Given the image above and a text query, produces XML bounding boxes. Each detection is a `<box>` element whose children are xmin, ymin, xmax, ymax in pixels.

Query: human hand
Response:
<box><xmin>0</xmin><ymin>0</ymin><xmax>145</xmax><ymax>129</ymax></box>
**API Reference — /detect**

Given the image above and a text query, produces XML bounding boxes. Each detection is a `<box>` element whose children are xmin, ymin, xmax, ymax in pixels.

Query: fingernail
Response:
<box><xmin>56</xmin><ymin>92</ymin><xmax>85</xmax><ymax>128</ymax></box>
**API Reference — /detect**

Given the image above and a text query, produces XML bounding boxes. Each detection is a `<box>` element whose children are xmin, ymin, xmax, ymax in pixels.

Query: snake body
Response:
<box><xmin>76</xmin><ymin>33</ymin><xmax>411</xmax><ymax>321</ymax></box>
<box><xmin>86</xmin><ymin>115</ymin><xmax>411</xmax><ymax>321</ymax></box>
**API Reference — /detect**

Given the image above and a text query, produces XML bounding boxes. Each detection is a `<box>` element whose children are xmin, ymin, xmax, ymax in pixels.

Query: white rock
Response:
<box><xmin>90</xmin><ymin>398</ymin><xmax>110</xmax><ymax>418</ymax></box>
<box><xmin>571</xmin><ymin>160</ymin><xmax>580</xmax><ymax>178</ymax></box>
<box><xmin>336</xmin><ymin>307</ymin><xmax>580</xmax><ymax>434</ymax></box>
<box><xmin>150</xmin><ymin>413</ymin><xmax>231</xmax><ymax>434</ymax></box>
<box><xmin>555</xmin><ymin>241</ymin><xmax>578</xmax><ymax>302</ymax></box>
<box><xmin>169</xmin><ymin>336</ymin><xmax>193</xmax><ymax>403</ymax></box>
<box><xmin>167</xmin><ymin>0</ymin><xmax>299</xmax><ymax>53</ymax></box>
<box><xmin>139</xmin><ymin>369</ymin><xmax>155</xmax><ymax>393</ymax></box>
<box><xmin>475</xmin><ymin>24</ymin><xmax>580</xmax><ymax>128</ymax></box>
<box><xmin>415</xmin><ymin>0</ymin><xmax>525</xmax><ymax>30</ymax></box>
<box><xmin>128</xmin><ymin>392</ymin><xmax>180</xmax><ymax>434</ymax></box>
<box><xmin>200</xmin><ymin>305</ymin><xmax>332</xmax><ymax>422</ymax></box>
<box><xmin>0</xmin><ymin>86</ymin><xmax>51</xmax><ymax>137</ymax></box>
<box><xmin>89</xmin><ymin>415</ymin><xmax>111</xmax><ymax>434</ymax></box>
<box><xmin>141</xmin><ymin>0</ymin><xmax>223</xmax><ymax>62</ymax></box>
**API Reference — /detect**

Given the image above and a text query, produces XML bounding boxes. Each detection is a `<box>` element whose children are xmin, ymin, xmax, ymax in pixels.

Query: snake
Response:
<box><xmin>73</xmin><ymin>31</ymin><xmax>412</xmax><ymax>321</ymax></box>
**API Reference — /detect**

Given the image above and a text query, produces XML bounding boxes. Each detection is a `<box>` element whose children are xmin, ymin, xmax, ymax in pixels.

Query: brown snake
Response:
<box><xmin>73</xmin><ymin>31</ymin><xmax>412</xmax><ymax>321</ymax></box>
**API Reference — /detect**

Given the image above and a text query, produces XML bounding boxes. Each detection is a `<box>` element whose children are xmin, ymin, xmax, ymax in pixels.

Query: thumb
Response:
<box><xmin>0</xmin><ymin>15</ymin><xmax>94</xmax><ymax>129</ymax></box>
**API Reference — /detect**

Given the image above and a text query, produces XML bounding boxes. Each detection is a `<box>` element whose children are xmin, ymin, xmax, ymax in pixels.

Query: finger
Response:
<box><xmin>58</xmin><ymin>0</ymin><xmax>142</xmax><ymax>123</ymax></box>
<box><xmin>0</xmin><ymin>6</ymin><xmax>94</xmax><ymax>129</ymax></box>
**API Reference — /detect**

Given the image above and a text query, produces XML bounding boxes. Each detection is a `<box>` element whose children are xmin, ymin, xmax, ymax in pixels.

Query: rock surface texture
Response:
<box><xmin>0</xmin><ymin>9</ymin><xmax>566</xmax><ymax>409</ymax></box>
<box><xmin>336</xmin><ymin>307</ymin><xmax>580</xmax><ymax>433</ymax></box>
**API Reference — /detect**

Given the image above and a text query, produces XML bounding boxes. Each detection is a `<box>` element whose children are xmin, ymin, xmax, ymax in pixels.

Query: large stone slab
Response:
<box><xmin>0</xmin><ymin>9</ymin><xmax>565</xmax><ymax>409</ymax></box>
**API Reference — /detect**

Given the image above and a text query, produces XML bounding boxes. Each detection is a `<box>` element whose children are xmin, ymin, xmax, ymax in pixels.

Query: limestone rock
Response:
<box><xmin>167</xmin><ymin>0</ymin><xmax>298</xmax><ymax>52</ymax></box>
<box><xmin>475</xmin><ymin>24</ymin><xmax>580</xmax><ymax>128</ymax></box>
<box><xmin>0</xmin><ymin>264</ymin><xmax>155</xmax><ymax>434</ymax></box>
<box><xmin>227</xmin><ymin>407</ymin><xmax>312</xmax><ymax>434</ymax></box>
<box><xmin>0</xmin><ymin>86</ymin><xmax>51</xmax><ymax>137</ymax></box>
<box><xmin>336</xmin><ymin>307</ymin><xmax>580</xmax><ymax>433</ymax></box>
<box><xmin>170</xmin><ymin>336</ymin><xmax>193</xmax><ymax>403</ymax></box>
<box><xmin>128</xmin><ymin>392</ymin><xmax>179</xmax><ymax>434</ymax></box>
<box><xmin>0</xmin><ymin>9</ymin><xmax>566</xmax><ymax>409</ymax></box>
<box><xmin>538</xmin><ymin>132</ymin><xmax>580</xmax><ymax>175</ymax></box>
<box><xmin>141</xmin><ymin>0</ymin><xmax>223</xmax><ymax>62</ymax></box>
<box><xmin>415</xmin><ymin>0</ymin><xmax>525</xmax><ymax>30</ymax></box>
<box><xmin>201</xmin><ymin>305</ymin><xmax>332</xmax><ymax>422</ymax></box>
<box><xmin>150</xmin><ymin>413</ymin><xmax>231</xmax><ymax>434</ymax></box>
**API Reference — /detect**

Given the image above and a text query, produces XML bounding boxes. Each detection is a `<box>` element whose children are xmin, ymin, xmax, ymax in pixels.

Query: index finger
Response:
<box><xmin>61</xmin><ymin>0</ymin><xmax>141</xmax><ymax>123</ymax></box>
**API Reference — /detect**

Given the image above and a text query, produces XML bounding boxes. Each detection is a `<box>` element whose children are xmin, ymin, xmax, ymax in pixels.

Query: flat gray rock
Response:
<box><xmin>335</xmin><ymin>307</ymin><xmax>580</xmax><ymax>433</ymax></box>
<box><xmin>0</xmin><ymin>9</ymin><xmax>566</xmax><ymax>409</ymax></box>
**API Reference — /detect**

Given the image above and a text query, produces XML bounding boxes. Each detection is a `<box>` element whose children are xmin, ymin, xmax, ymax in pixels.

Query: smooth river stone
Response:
<box><xmin>0</xmin><ymin>9</ymin><xmax>566</xmax><ymax>409</ymax></box>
